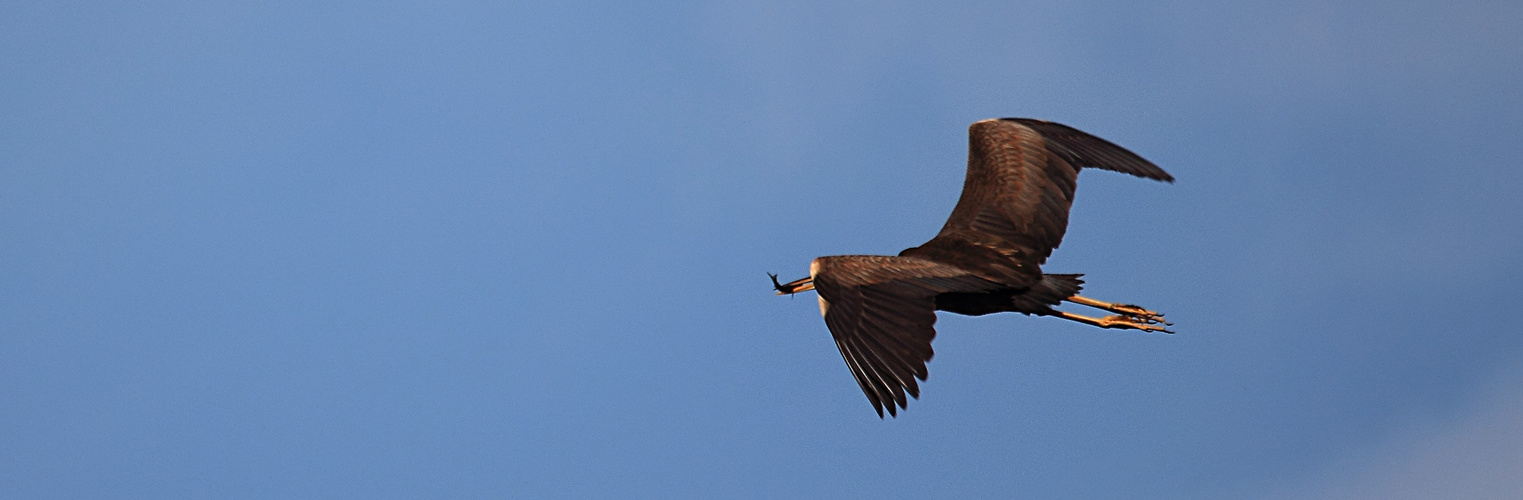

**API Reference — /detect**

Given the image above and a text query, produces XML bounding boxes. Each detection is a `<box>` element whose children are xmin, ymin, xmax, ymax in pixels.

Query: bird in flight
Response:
<box><xmin>770</xmin><ymin>118</ymin><xmax>1173</xmax><ymax>418</ymax></box>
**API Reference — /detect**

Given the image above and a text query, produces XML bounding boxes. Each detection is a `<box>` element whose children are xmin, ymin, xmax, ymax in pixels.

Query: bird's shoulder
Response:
<box><xmin>897</xmin><ymin>234</ymin><xmax>1041</xmax><ymax>288</ymax></box>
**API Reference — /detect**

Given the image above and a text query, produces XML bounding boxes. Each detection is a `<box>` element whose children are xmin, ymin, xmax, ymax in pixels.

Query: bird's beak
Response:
<box><xmin>770</xmin><ymin>274</ymin><xmax>815</xmax><ymax>295</ymax></box>
<box><xmin>783</xmin><ymin>278</ymin><xmax>815</xmax><ymax>294</ymax></box>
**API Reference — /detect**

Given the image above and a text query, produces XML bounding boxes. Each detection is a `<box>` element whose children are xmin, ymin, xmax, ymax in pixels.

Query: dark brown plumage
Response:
<box><xmin>772</xmin><ymin>118</ymin><xmax>1174</xmax><ymax>418</ymax></box>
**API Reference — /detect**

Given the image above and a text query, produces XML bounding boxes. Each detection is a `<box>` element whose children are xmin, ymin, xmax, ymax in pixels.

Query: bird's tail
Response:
<box><xmin>1013</xmin><ymin>273</ymin><xmax>1085</xmax><ymax>313</ymax></box>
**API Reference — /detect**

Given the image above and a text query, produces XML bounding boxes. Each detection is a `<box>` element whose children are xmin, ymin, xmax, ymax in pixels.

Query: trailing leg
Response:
<box><xmin>1065</xmin><ymin>294</ymin><xmax>1169</xmax><ymax>326</ymax></box>
<box><xmin>1054</xmin><ymin>311</ymin><xmax>1173</xmax><ymax>333</ymax></box>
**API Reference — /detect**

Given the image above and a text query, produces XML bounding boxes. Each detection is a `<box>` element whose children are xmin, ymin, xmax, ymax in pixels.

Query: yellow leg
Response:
<box><xmin>1066</xmin><ymin>295</ymin><xmax>1159</xmax><ymax>317</ymax></box>
<box><xmin>1055</xmin><ymin>311</ymin><xmax>1174</xmax><ymax>334</ymax></box>
<box><xmin>1065</xmin><ymin>295</ymin><xmax>1169</xmax><ymax>326</ymax></box>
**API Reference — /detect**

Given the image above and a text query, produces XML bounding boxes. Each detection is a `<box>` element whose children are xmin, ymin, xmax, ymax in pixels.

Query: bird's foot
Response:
<box><xmin>1065</xmin><ymin>295</ymin><xmax>1171</xmax><ymax>327</ymax></box>
<box><xmin>1115</xmin><ymin>306</ymin><xmax>1170</xmax><ymax>329</ymax></box>
<box><xmin>1055</xmin><ymin>311</ymin><xmax>1175</xmax><ymax>334</ymax></box>
<box><xmin>1109</xmin><ymin>303</ymin><xmax>1163</xmax><ymax>321</ymax></box>
<box><xmin>1097</xmin><ymin>314</ymin><xmax>1174</xmax><ymax>334</ymax></box>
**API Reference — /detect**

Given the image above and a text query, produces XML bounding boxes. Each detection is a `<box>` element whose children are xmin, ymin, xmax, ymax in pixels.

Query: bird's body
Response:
<box><xmin>772</xmin><ymin>118</ymin><xmax>1174</xmax><ymax>417</ymax></box>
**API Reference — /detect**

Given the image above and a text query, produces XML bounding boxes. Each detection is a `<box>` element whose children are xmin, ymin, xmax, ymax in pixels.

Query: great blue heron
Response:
<box><xmin>771</xmin><ymin>118</ymin><xmax>1174</xmax><ymax>418</ymax></box>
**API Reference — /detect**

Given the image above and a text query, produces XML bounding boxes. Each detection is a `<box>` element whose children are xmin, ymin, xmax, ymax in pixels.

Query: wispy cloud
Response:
<box><xmin>1274</xmin><ymin>364</ymin><xmax>1523</xmax><ymax>500</ymax></box>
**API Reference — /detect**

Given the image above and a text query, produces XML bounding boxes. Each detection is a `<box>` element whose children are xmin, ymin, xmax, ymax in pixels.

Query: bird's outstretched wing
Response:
<box><xmin>811</xmin><ymin>255</ymin><xmax>1002</xmax><ymax>417</ymax></box>
<box><xmin>905</xmin><ymin>118</ymin><xmax>1172</xmax><ymax>276</ymax></box>
<box><xmin>1003</xmin><ymin>118</ymin><xmax>1173</xmax><ymax>182</ymax></box>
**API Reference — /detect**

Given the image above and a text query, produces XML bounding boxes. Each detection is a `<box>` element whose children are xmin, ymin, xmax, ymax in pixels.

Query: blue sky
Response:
<box><xmin>3</xmin><ymin>1</ymin><xmax>1520</xmax><ymax>498</ymax></box>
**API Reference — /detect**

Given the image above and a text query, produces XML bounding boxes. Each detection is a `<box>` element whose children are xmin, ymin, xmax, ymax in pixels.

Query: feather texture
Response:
<box><xmin>811</xmin><ymin>256</ymin><xmax>1001</xmax><ymax>417</ymax></box>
